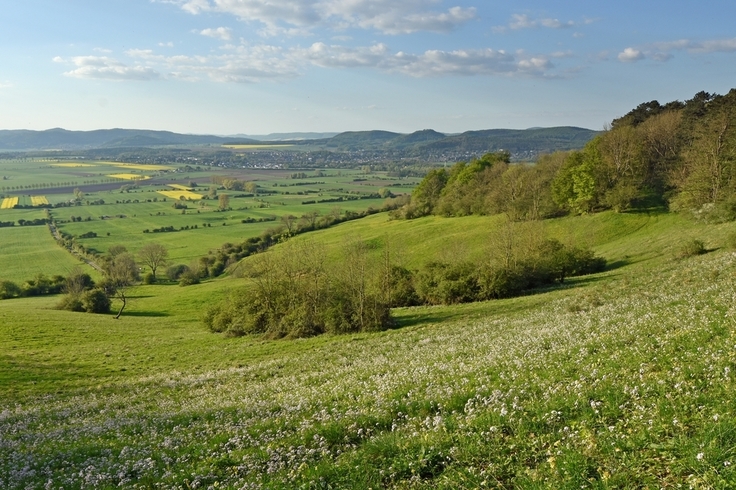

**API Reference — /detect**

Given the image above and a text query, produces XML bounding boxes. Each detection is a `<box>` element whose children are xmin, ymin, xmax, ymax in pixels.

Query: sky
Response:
<box><xmin>1</xmin><ymin>1</ymin><xmax>736</xmax><ymax>135</ymax></box>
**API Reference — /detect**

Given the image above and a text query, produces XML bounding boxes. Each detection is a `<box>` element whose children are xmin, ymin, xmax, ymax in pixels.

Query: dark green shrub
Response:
<box><xmin>178</xmin><ymin>269</ymin><xmax>201</xmax><ymax>286</ymax></box>
<box><xmin>142</xmin><ymin>272</ymin><xmax>156</xmax><ymax>284</ymax></box>
<box><xmin>81</xmin><ymin>288</ymin><xmax>111</xmax><ymax>314</ymax></box>
<box><xmin>415</xmin><ymin>261</ymin><xmax>480</xmax><ymax>305</ymax></box>
<box><xmin>166</xmin><ymin>264</ymin><xmax>189</xmax><ymax>281</ymax></box>
<box><xmin>0</xmin><ymin>280</ymin><xmax>21</xmax><ymax>300</ymax></box>
<box><xmin>56</xmin><ymin>294</ymin><xmax>84</xmax><ymax>312</ymax></box>
<box><xmin>388</xmin><ymin>266</ymin><xmax>418</xmax><ymax>307</ymax></box>
<box><xmin>477</xmin><ymin>267</ymin><xmax>526</xmax><ymax>299</ymax></box>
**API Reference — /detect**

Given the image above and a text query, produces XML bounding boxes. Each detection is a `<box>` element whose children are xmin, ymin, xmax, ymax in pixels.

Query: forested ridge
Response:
<box><xmin>399</xmin><ymin>89</ymin><xmax>736</xmax><ymax>222</ymax></box>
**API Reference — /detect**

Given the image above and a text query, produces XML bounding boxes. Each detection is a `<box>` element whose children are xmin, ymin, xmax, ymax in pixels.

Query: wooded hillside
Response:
<box><xmin>400</xmin><ymin>89</ymin><xmax>736</xmax><ymax>222</ymax></box>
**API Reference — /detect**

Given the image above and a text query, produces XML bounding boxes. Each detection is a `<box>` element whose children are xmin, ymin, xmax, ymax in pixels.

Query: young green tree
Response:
<box><xmin>218</xmin><ymin>193</ymin><xmax>230</xmax><ymax>210</ymax></box>
<box><xmin>138</xmin><ymin>243</ymin><xmax>169</xmax><ymax>281</ymax></box>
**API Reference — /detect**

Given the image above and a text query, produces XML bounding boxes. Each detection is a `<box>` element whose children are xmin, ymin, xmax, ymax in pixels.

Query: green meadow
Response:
<box><xmin>2</xmin><ymin>202</ymin><xmax>736</xmax><ymax>488</ymax></box>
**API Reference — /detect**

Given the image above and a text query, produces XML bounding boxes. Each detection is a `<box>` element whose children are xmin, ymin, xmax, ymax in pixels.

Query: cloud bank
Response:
<box><xmin>619</xmin><ymin>37</ymin><xmax>736</xmax><ymax>62</ymax></box>
<box><xmin>158</xmin><ymin>0</ymin><xmax>476</xmax><ymax>35</ymax></box>
<box><xmin>55</xmin><ymin>41</ymin><xmax>560</xmax><ymax>83</ymax></box>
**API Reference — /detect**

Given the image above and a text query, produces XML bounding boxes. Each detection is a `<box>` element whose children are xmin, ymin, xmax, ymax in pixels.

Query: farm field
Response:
<box><xmin>1</xmin><ymin>210</ymin><xmax>736</xmax><ymax>488</ymax></box>
<box><xmin>0</xmin><ymin>157</ymin><xmax>417</xmax><ymax>287</ymax></box>
<box><xmin>0</xmin><ymin>223</ymin><xmax>92</xmax><ymax>282</ymax></box>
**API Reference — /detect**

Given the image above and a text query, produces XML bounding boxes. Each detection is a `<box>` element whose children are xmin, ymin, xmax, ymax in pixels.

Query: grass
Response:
<box><xmin>2</xmin><ymin>209</ymin><xmax>736</xmax><ymax>487</ymax></box>
<box><xmin>0</xmin><ymin>223</ymin><xmax>92</xmax><ymax>282</ymax></box>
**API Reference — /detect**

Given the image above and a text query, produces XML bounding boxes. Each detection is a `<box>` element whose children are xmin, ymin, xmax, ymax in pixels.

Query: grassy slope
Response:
<box><xmin>1</xmin><ymin>210</ymin><xmax>736</xmax><ymax>488</ymax></box>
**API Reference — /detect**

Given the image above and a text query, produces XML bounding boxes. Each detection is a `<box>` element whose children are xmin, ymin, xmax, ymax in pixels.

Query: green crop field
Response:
<box><xmin>0</xmin><ymin>217</ymin><xmax>92</xmax><ymax>283</ymax></box>
<box><xmin>0</xmin><ymin>159</ymin><xmax>417</xmax><ymax>279</ymax></box>
<box><xmin>2</xmin><ymin>206</ymin><xmax>736</xmax><ymax>488</ymax></box>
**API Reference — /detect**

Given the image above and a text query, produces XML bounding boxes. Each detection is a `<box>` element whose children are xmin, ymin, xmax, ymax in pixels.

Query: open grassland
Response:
<box><xmin>1</xmin><ymin>211</ymin><xmax>736</xmax><ymax>488</ymax></box>
<box><xmin>0</xmin><ymin>224</ymin><xmax>93</xmax><ymax>282</ymax></box>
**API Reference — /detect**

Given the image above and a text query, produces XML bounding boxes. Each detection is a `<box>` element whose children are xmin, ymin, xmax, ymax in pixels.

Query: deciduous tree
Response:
<box><xmin>138</xmin><ymin>243</ymin><xmax>169</xmax><ymax>281</ymax></box>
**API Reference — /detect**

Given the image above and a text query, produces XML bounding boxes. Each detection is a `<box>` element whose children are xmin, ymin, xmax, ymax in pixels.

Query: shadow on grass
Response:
<box><xmin>120</xmin><ymin>311</ymin><xmax>170</xmax><ymax>318</ymax></box>
<box><xmin>393</xmin><ymin>272</ymin><xmax>618</xmax><ymax>330</ymax></box>
<box><xmin>605</xmin><ymin>259</ymin><xmax>629</xmax><ymax>271</ymax></box>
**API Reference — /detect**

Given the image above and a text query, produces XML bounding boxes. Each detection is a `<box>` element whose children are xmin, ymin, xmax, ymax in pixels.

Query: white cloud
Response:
<box><xmin>159</xmin><ymin>42</ymin><xmax>175</xmax><ymax>47</ymax></box>
<box><xmin>294</xmin><ymin>42</ymin><xmax>391</xmax><ymax>68</ymax></box>
<box><xmin>620</xmin><ymin>37</ymin><xmax>736</xmax><ymax>63</ymax></box>
<box><xmin>157</xmin><ymin>0</ymin><xmax>476</xmax><ymax>35</ymax></box>
<box><xmin>57</xmin><ymin>56</ymin><xmax>161</xmax><ymax>81</ymax></box>
<box><xmin>200</xmin><ymin>27</ymin><xmax>233</xmax><ymax>40</ymax></box>
<box><xmin>297</xmin><ymin>44</ymin><xmax>556</xmax><ymax>78</ymax></box>
<box><xmin>0</xmin><ymin>81</ymin><xmax>13</xmax><ymax>90</ymax></box>
<box><xmin>58</xmin><ymin>38</ymin><xmax>564</xmax><ymax>84</ymax></box>
<box><xmin>501</xmin><ymin>13</ymin><xmax>576</xmax><ymax>32</ymax></box>
<box><xmin>617</xmin><ymin>48</ymin><xmax>644</xmax><ymax>62</ymax></box>
<box><xmin>695</xmin><ymin>38</ymin><xmax>736</xmax><ymax>53</ymax></box>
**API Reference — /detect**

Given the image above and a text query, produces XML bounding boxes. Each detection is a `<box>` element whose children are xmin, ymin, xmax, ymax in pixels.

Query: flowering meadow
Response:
<box><xmin>2</xmin><ymin>224</ymin><xmax>736</xmax><ymax>487</ymax></box>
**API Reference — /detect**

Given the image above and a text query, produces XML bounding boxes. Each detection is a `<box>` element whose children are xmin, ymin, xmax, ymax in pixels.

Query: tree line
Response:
<box><xmin>397</xmin><ymin>89</ymin><xmax>736</xmax><ymax>222</ymax></box>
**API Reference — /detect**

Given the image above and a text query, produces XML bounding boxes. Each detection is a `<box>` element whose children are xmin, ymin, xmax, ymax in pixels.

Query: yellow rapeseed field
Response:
<box><xmin>31</xmin><ymin>196</ymin><xmax>49</xmax><ymax>206</ymax></box>
<box><xmin>49</xmin><ymin>163</ymin><xmax>97</xmax><ymax>168</ymax></box>
<box><xmin>157</xmin><ymin>190</ymin><xmax>203</xmax><ymax>200</ymax></box>
<box><xmin>109</xmin><ymin>174</ymin><xmax>152</xmax><ymax>181</ymax></box>
<box><xmin>105</xmin><ymin>162</ymin><xmax>172</xmax><ymax>171</ymax></box>
<box><xmin>0</xmin><ymin>197</ymin><xmax>19</xmax><ymax>209</ymax></box>
<box><xmin>168</xmin><ymin>184</ymin><xmax>193</xmax><ymax>191</ymax></box>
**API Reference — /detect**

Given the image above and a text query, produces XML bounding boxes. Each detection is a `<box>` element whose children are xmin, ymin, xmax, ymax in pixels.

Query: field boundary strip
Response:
<box><xmin>108</xmin><ymin>174</ymin><xmax>152</xmax><ymax>181</ymax></box>
<box><xmin>157</xmin><ymin>190</ymin><xmax>204</xmax><ymax>200</ymax></box>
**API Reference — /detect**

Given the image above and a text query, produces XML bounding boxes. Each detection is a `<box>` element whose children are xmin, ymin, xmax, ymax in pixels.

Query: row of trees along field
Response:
<box><xmin>398</xmin><ymin>89</ymin><xmax>736</xmax><ymax>221</ymax></box>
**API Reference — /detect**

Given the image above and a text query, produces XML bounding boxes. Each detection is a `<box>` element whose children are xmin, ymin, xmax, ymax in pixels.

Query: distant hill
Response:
<box><xmin>417</xmin><ymin>127</ymin><xmax>598</xmax><ymax>153</ymax></box>
<box><xmin>301</xmin><ymin>127</ymin><xmax>598</xmax><ymax>157</ymax></box>
<box><xmin>0</xmin><ymin>128</ymin><xmax>256</xmax><ymax>150</ymax></box>
<box><xmin>0</xmin><ymin>126</ymin><xmax>599</xmax><ymax>158</ymax></box>
<box><xmin>231</xmin><ymin>132</ymin><xmax>339</xmax><ymax>141</ymax></box>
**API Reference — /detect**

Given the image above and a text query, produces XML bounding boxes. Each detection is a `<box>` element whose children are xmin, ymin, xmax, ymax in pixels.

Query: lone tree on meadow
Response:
<box><xmin>138</xmin><ymin>243</ymin><xmax>169</xmax><ymax>281</ymax></box>
<box><xmin>101</xmin><ymin>250</ymin><xmax>140</xmax><ymax>319</ymax></box>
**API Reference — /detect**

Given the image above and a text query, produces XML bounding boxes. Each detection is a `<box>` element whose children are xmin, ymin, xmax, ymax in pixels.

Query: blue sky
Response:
<box><xmin>1</xmin><ymin>0</ymin><xmax>735</xmax><ymax>135</ymax></box>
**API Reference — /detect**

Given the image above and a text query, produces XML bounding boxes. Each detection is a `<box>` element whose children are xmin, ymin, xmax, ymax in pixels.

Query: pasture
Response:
<box><xmin>1</xmin><ymin>209</ymin><xmax>735</xmax><ymax>488</ymax></box>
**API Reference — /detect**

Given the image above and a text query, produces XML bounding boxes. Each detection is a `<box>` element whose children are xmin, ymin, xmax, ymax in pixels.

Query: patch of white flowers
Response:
<box><xmin>2</xmin><ymin>252</ymin><xmax>736</xmax><ymax>488</ymax></box>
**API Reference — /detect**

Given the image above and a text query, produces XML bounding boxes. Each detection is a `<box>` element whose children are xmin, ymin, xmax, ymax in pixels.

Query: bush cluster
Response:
<box><xmin>395</xmin><ymin>239</ymin><xmax>606</xmax><ymax>306</ymax></box>
<box><xmin>0</xmin><ymin>274</ymin><xmax>66</xmax><ymax>299</ymax></box>
<box><xmin>204</xmin><ymin>240</ymin><xmax>392</xmax><ymax>338</ymax></box>
<box><xmin>204</xmin><ymin>234</ymin><xmax>605</xmax><ymax>338</ymax></box>
<box><xmin>54</xmin><ymin>269</ymin><xmax>111</xmax><ymax>314</ymax></box>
